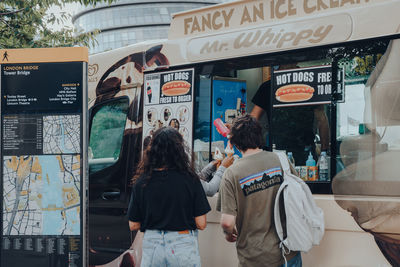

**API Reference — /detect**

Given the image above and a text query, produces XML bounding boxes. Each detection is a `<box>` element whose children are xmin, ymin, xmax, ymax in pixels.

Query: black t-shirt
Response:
<box><xmin>128</xmin><ymin>170</ymin><xmax>211</xmax><ymax>232</ymax></box>
<box><xmin>252</xmin><ymin>80</ymin><xmax>272</xmax><ymax>117</ymax></box>
<box><xmin>252</xmin><ymin>81</ymin><xmax>316</xmax><ymax>165</ymax></box>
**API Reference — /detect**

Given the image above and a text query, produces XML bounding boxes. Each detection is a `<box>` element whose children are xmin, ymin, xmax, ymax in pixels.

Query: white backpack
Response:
<box><xmin>274</xmin><ymin>152</ymin><xmax>324</xmax><ymax>261</ymax></box>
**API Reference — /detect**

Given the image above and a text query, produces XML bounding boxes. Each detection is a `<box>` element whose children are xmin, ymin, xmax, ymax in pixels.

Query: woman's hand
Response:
<box><xmin>195</xmin><ymin>215</ymin><xmax>207</xmax><ymax>230</ymax></box>
<box><xmin>129</xmin><ymin>221</ymin><xmax>141</xmax><ymax>231</ymax></box>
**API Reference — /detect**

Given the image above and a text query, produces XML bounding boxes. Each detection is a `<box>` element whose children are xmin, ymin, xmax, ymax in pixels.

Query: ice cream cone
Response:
<box><xmin>214</xmin><ymin>147</ymin><xmax>224</xmax><ymax>164</ymax></box>
<box><xmin>225</xmin><ymin>142</ymin><xmax>235</xmax><ymax>158</ymax></box>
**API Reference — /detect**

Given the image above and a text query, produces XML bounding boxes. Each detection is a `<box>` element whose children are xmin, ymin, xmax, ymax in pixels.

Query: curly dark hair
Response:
<box><xmin>133</xmin><ymin>126</ymin><xmax>198</xmax><ymax>184</ymax></box>
<box><xmin>142</xmin><ymin>135</ymin><xmax>152</xmax><ymax>151</ymax></box>
<box><xmin>229</xmin><ymin>114</ymin><xmax>263</xmax><ymax>152</ymax></box>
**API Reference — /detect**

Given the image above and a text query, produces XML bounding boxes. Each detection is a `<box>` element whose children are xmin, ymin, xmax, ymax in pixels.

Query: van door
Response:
<box><xmin>88</xmin><ymin>96</ymin><xmax>132</xmax><ymax>265</ymax></box>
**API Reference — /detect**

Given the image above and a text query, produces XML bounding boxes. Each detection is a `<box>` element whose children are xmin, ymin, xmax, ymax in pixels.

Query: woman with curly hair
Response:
<box><xmin>128</xmin><ymin>127</ymin><xmax>211</xmax><ymax>267</ymax></box>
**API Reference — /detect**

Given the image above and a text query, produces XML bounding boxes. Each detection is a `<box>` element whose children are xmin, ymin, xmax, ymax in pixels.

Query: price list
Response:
<box><xmin>2</xmin><ymin>115</ymin><xmax>43</xmax><ymax>155</ymax></box>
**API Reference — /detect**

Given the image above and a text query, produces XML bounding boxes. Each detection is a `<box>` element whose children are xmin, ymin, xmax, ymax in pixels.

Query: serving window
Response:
<box><xmin>192</xmin><ymin>36</ymin><xmax>400</xmax><ymax>194</ymax></box>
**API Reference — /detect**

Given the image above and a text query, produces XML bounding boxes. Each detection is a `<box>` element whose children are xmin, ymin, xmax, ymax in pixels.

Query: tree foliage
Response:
<box><xmin>0</xmin><ymin>0</ymin><xmax>115</xmax><ymax>49</ymax></box>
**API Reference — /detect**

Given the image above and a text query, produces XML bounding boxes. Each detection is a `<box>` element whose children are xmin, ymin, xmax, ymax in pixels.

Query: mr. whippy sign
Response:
<box><xmin>272</xmin><ymin>65</ymin><xmax>332</xmax><ymax>107</ymax></box>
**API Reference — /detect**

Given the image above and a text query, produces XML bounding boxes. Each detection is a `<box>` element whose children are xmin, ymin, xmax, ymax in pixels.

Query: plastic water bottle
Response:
<box><xmin>306</xmin><ymin>151</ymin><xmax>315</xmax><ymax>167</ymax></box>
<box><xmin>213</xmin><ymin>118</ymin><xmax>230</xmax><ymax>137</ymax></box>
<box><xmin>319</xmin><ymin>151</ymin><xmax>329</xmax><ymax>181</ymax></box>
<box><xmin>306</xmin><ymin>152</ymin><xmax>317</xmax><ymax>181</ymax></box>
<box><xmin>287</xmin><ymin>152</ymin><xmax>295</xmax><ymax>167</ymax></box>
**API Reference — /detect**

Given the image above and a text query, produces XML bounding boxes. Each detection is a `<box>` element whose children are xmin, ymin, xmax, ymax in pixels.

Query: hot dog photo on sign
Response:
<box><xmin>272</xmin><ymin>66</ymin><xmax>333</xmax><ymax>107</ymax></box>
<box><xmin>275</xmin><ymin>84</ymin><xmax>315</xmax><ymax>102</ymax></box>
<box><xmin>162</xmin><ymin>80</ymin><xmax>191</xmax><ymax>96</ymax></box>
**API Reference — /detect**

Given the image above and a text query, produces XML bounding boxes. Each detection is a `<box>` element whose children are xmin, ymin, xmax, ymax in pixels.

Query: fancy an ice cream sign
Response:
<box><xmin>181</xmin><ymin>0</ymin><xmax>375</xmax><ymax>36</ymax></box>
<box><xmin>168</xmin><ymin>0</ymin><xmax>381</xmax><ymax>61</ymax></box>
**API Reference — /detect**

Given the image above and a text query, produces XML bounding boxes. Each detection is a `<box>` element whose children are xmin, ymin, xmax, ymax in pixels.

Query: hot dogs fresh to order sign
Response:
<box><xmin>143</xmin><ymin>68</ymin><xmax>194</xmax><ymax>148</ymax></box>
<box><xmin>272</xmin><ymin>65</ymin><xmax>332</xmax><ymax>107</ymax></box>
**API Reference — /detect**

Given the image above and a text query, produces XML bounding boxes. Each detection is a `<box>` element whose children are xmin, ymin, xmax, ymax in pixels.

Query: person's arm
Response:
<box><xmin>200</xmin><ymin>166</ymin><xmax>226</xmax><ymax>197</ymax></box>
<box><xmin>129</xmin><ymin>221</ymin><xmax>141</xmax><ymax>231</ymax></box>
<box><xmin>220</xmin><ymin>213</ymin><xmax>237</xmax><ymax>242</ymax></box>
<box><xmin>199</xmin><ymin>161</ymin><xmax>217</xmax><ymax>181</ymax></box>
<box><xmin>127</xmin><ymin>182</ymin><xmax>142</xmax><ymax>231</ymax></box>
<box><xmin>314</xmin><ymin>105</ymin><xmax>330</xmax><ymax>151</ymax></box>
<box><xmin>200</xmin><ymin>155</ymin><xmax>234</xmax><ymax>197</ymax></box>
<box><xmin>250</xmin><ymin>104</ymin><xmax>265</xmax><ymax>121</ymax></box>
<box><xmin>217</xmin><ymin>169</ymin><xmax>238</xmax><ymax>242</ymax></box>
<box><xmin>195</xmin><ymin>214</ymin><xmax>207</xmax><ymax>230</ymax></box>
<box><xmin>193</xmin><ymin>176</ymin><xmax>212</xmax><ymax>229</ymax></box>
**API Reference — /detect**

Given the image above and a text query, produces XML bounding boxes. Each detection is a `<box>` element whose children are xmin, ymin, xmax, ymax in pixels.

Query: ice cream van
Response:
<box><xmin>87</xmin><ymin>1</ymin><xmax>400</xmax><ymax>266</ymax></box>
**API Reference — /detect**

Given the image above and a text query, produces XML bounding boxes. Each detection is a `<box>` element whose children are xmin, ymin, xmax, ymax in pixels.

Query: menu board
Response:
<box><xmin>0</xmin><ymin>48</ymin><xmax>87</xmax><ymax>267</ymax></box>
<box><xmin>272</xmin><ymin>65</ymin><xmax>333</xmax><ymax>107</ymax></box>
<box><xmin>143</xmin><ymin>69</ymin><xmax>194</xmax><ymax>148</ymax></box>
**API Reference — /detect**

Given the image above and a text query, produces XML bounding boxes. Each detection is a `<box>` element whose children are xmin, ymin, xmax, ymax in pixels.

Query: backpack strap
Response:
<box><xmin>273</xmin><ymin>152</ymin><xmax>290</xmax><ymax>244</ymax></box>
<box><xmin>274</xmin><ymin>183</ymin><xmax>285</xmax><ymax>240</ymax></box>
<box><xmin>274</xmin><ymin>151</ymin><xmax>290</xmax><ymax>173</ymax></box>
<box><xmin>281</xmin><ymin>246</ymin><xmax>289</xmax><ymax>267</ymax></box>
<box><xmin>274</xmin><ymin>151</ymin><xmax>291</xmax><ymax>266</ymax></box>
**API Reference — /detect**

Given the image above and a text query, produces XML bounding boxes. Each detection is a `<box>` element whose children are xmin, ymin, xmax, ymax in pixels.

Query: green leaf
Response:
<box><xmin>0</xmin><ymin>0</ymin><xmax>116</xmax><ymax>49</ymax></box>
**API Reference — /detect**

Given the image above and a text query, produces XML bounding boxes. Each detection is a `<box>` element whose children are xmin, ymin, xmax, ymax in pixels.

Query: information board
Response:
<box><xmin>0</xmin><ymin>47</ymin><xmax>87</xmax><ymax>267</ymax></box>
<box><xmin>143</xmin><ymin>68</ymin><xmax>194</xmax><ymax>149</ymax></box>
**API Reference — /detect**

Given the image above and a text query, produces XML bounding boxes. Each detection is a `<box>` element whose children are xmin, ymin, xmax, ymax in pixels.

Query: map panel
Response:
<box><xmin>43</xmin><ymin>115</ymin><xmax>80</xmax><ymax>154</ymax></box>
<box><xmin>2</xmin><ymin>155</ymin><xmax>81</xmax><ymax>236</ymax></box>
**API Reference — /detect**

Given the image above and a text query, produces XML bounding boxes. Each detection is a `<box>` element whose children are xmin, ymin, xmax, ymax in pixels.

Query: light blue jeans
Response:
<box><xmin>279</xmin><ymin>252</ymin><xmax>302</xmax><ymax>267</ymax></box>
<box><xmin>141</xmin><ymin>229</ymin><xmax>201</xmax><ymax>267</ymax></box>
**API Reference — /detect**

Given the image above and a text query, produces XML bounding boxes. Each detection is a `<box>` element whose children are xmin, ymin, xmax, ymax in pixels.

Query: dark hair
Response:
<box><xmin>143</xmin><ymin>135</ymin><xmax>152</xmax><ymax>151</ymax></box>
<box><xmin>133</xmin><ymin>127</ymin><xmax>198</xmax><ymax>183</ymax></box>
<box><xmin>229</xmin><ymin>114</ymin><xmax>263</xmax><ymax>151</ymax></box>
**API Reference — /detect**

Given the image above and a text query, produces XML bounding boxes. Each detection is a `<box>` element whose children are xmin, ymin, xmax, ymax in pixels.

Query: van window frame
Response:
<box><xmin>88</xmin><ymin>96</ymin><xmax>130</xmax><ymax>175</ymax></box>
